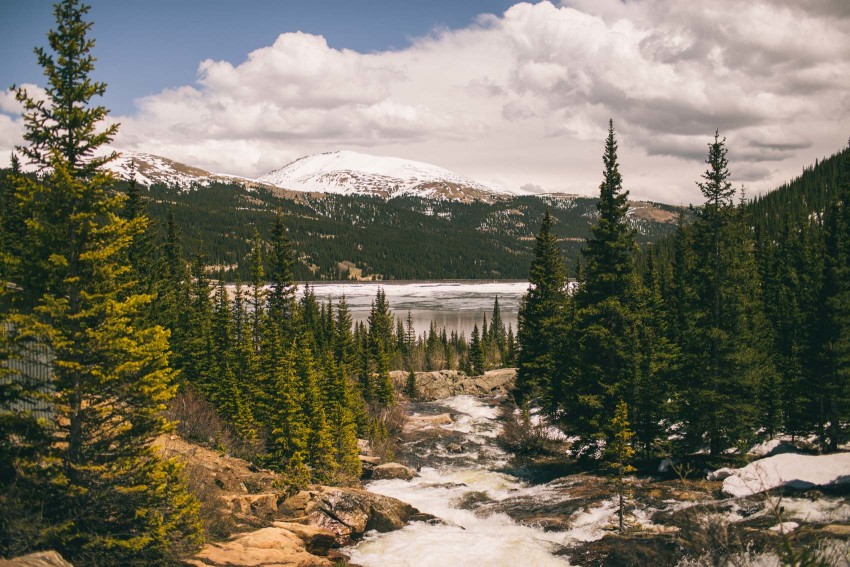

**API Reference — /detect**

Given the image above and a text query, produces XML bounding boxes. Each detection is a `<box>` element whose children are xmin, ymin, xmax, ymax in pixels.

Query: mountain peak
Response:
<box><xmin>258</xmin><ymin>150</ymin><xmax>529</xmax><ymax>202</ymax></box>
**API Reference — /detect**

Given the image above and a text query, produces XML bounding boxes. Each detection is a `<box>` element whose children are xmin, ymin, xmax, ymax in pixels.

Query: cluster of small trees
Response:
<box><xmin>396</xmin><ymin>298</ymin><xmax>516</xmax><ymax>377</ymax></box>
<box><xmin>517</xmin><ymin>120</ymin><xmax>850</xmax><ymax>461</ymax></box>
<box><xmin>149</xmin><ymin>216</ymin><xmax>370</xmax><ymax>485</ymax></box>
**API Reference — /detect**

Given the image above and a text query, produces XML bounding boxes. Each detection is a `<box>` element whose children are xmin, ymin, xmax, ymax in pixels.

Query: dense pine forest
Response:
<box><xmin>516</xmin><ymin>122</ymin><xmax>850</xmax><ymax>464</ymax></box>
<box><xmin>99</xmin><ymin>180</ymin><xmax>681</xmax><ymax>281</ymax></box>
<box><xmin>2</xmin><ymin>1</ymin><xmax>850</xmax><ymax>566</ymax></box>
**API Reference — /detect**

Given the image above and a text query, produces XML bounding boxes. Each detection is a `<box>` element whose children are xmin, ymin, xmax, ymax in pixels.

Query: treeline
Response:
<box><xmin>395</xmin><ymin>297</ymin><xmax>517</xmax><ymax>375</ymax></box>
<box><xmin>516</xmin><ymin>121</ymin><xmax>850</xmax><ymax>462</ymax></box>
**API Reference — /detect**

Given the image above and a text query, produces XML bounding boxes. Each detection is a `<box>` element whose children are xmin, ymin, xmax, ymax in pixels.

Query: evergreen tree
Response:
<box><xmin>334</xmin><ymin>295</ymin><xmax>356</xmax><ymax>373</ymax></box>
<box><xmin>405</xmin><ymin>367</ymin><xmax>418</xmax><ymax>400</ymax></box>
<box><xmin>490</xmin><ymin>296</ymin><xmax>507</xmax><ymax>365</ymax></box>
<box><xmin>367</xmin><ymin>288</ymin><xmax>395</xmax><ymax>406</ymax></box>
<box><xmin>469</xmin><ymin>324</ymin><xmax>486</xmax><ymax>376</ymax></box>
<box><xmin>606</xmin><ymin>401</ymin><xmax>636</xmax><ymax>533</ymax></box>
<box><xmin>1</xmin><ymin>1</ymin><xmax>202</xmax><ymax>561</ymax></box>
<box><xmin>679</xmin><ymin>132</ymin><xmax>776</xmax><ymax>455</ymax></box>
<box><xmin>157</xmin><ymin>210</ymin><xmax>188</xmax><ymax>326</ymax></box>
<box><xmin>179</xmin><ymin>255</ymin><xmax>214</xmax><ymax>389</ymax></box>
<box><xmin>516</xmin><ymin>209</ymin><xmax>569</xmax><ymax>405</ymax></box>
<box><xmin>294</xmin><ymin>341</ymin><xmax>336</xmax><ymax>482</ymax></box>
<box><xmin>119</xmin><ymin>176</ymin><xmax>161</xmax><ymax>324</ymax></box>
<box><xmin>247</xmin><ymin>228</ymin><xmax>267</xmax><ymax>350</ymax></box>
<box><xmin>578</xmin><ymin>120</ymin><xmax>637</xmax><ymax>305</ymax></box>
<box><xmin>633</xmin><ymin>256</ymin><xmax>679</xmax><ymax>454</ymax></box>
<box><xmin>505</xmin><ymin>325</ymin><xmax>516</xmax><ymax>367</ymax></box>
<box><xmin>266</xmin><ymin>213</ymin><xmax>296</xmax><ymax>340</ymax></box>
<box><xmin>320</xmin><ymin>353</ymin><xmax>361</xmax><ymax>480</ymax></box>
<box><xmin>269</xmin><ymin>345</ymin><xmax>308</xmax><ymax>475</ymax></box>
<box><xmin>812</xmin><ymin>165</ymin><xmax>850</xmax><ymax>451</ymax></box>
<box><xmin>560</xmin><ymin>120</ymin><xmax>643</xmax><ymax>453</ymax></box>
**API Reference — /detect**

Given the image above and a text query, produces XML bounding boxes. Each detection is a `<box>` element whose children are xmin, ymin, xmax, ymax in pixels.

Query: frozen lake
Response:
<box><xmin>302</xmin><ymin>281</ymin><xmax>528</xmax><ymax>337</ymax></box>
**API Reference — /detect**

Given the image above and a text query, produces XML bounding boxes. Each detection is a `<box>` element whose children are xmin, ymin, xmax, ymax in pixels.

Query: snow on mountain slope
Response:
<box><xmin>258</xmin><ymin>150</ymin><xmax>529</xmax><ymax>201</ymax></box>
<box><xmin>104</xmin><ymin>149</ymin><xmax>258</xmax><ymax>189</ymax></box>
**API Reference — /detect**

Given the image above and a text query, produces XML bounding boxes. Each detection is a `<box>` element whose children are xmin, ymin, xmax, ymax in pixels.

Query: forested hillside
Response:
<box><xmin>105</xmin><ymin>180</ymin><xmax>681</xmax><ymax>281</ymax></box>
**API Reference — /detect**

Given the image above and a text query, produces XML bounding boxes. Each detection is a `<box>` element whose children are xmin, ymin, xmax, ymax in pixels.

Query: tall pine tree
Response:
<box><xmin>679</xmin><ymin>132</ymin><xmax>776</xmax><ymax>455</ymax></box>
<box><xmin>516</xmin><ymin>209</ymin><xmax>569</xmax><ymax>406</ymax></box>
<box><xmin>1</xmin><ymin>1</ymin><xmax>202</xmax><ymax>562</ymax></box>
<box><xmin>561</xmin><ymin>120</ymin><xmax>644</xmax><ymax>455</ymax></box>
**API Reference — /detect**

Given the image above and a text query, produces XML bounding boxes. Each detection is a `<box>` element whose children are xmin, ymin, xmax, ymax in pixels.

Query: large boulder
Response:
<box><xmin>0</xmin><ymin>552</ymin><xmax>74</xmax><ymax>567</ymax></box>
<box><xmin>371</xmin><ymin>462</ymin><xmax>417</xmax><ymax>481</ymax></box>
<box><xmin>186</xmin><ymin>525</ymin><xmax>333</xmax><ymax>567</ymax></box>
<box><xmin>282</xmin><ymin>486</ymin><xmax>432</xmax><ymax>545</ymax></box>
<box><xmin>358</xmin><ymin>454</ymin><xmax>382</xmax><ymax>480</ymax></box>
<box><xmin>272</xmin><ymin>522</ymin><xmax>336</xmax><ymax>556</ymax></box>
<box><xmin>227</xmin><ymin>492</ymin><xmax>281</xmax><ymax>518</ymax></box>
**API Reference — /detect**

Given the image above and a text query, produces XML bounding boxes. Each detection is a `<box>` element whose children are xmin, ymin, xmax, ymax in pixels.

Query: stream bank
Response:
<box><xmin>347</xmin><ymin>371</ymin><xmax>850</xmax><ymax>566</ymax></box>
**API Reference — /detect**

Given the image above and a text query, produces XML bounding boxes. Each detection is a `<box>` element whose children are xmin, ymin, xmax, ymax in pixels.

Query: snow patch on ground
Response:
<box><xmin>781</xmin><ymin>497</ymin><xmax>850</xmax><ymax>523</ymax></box>
<box><xmin>768</xmin><ymin>521</ymin><xmax>799</xmax><ymax>533</ymax></box>
<box><xmin>720</xmin><ymin>452</ymin><xmax>850</xmax><ymax>497</ymax></box>
<box><xmin>747</xmin><ymin>437</ymin><xmax>803</xmax><ymax>458</ymax></box>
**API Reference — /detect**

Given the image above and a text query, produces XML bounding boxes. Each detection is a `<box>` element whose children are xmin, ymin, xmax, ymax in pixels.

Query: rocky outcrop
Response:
<box><xmin>280</xmin><ymin>486</ymin><xmax>434</xmax><ymax>546</ymax></box>
<box><xmin>185</xmin><ymin>524</ymin><xmax>334</xmax><ymax>567</ymax></box>
<box><xmin>155</xmin><ymin>434</ymin><xmax>429</xmax><ymax>566</ymax></box>
<box><xmin>391</xmin><ymin>368</ymin><xmax>516</xmax><ymax>401</ymax></box>
<box><xmin>371</xmin><ymin>462</ymin><xmax>417</xmax><ymax>481</ymax></box>
<box><xmin>0</xmin><ymin>552</ymin><xmax>74</xmax><ymax>567</ymax></box>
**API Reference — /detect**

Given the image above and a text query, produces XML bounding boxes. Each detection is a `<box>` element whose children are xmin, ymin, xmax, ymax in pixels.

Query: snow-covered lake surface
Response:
<box><xmin>303</xmin><ymin>281</ymin><xmax>528</xmax><ymax>337</ymax></box>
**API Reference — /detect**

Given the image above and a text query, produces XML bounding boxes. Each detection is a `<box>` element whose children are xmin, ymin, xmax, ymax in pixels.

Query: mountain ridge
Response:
<box><xmin>87</xmin><ymin>148</ymin><xmax>534</xmax><ymax>203</ymax></box>
<box><xmin>257</xmin><ymin>150</ymin><xmax>530</xmax><ymax>202</ymax></box>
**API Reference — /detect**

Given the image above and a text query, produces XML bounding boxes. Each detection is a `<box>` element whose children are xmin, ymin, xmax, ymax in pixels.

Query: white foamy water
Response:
<box><xmin>348</xmin><ymin>396</ymin><xmax>581</xmax><ymax>566</ymax></box>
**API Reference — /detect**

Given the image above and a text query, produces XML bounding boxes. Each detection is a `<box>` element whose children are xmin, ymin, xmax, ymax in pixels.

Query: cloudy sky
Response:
<box><xmin>2</xmin><ymin>0</ymin><xmax>849</xmax><ymax>204</ymax></box>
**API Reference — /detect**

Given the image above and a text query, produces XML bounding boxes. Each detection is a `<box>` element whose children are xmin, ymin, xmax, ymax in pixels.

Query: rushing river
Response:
<box><xmin>347</xmin><ymin>396</ymin><xmax>610</xmax><ymax>566</ymax></box>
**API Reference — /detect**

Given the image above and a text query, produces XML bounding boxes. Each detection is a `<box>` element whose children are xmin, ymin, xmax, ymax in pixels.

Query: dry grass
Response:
<box><xmin>164</xmin><ymin>386</ymin><xmax>264</xmax><ymax>462</ymax></box>
<box><xmin>497</xmin><ymin>403</ymin><xmax>559</xmax><ymax>456</ymax></box>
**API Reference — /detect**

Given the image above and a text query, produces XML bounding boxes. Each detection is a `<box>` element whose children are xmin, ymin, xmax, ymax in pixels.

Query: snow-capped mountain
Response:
<box><xmin>23</xmin><ymin>147</ymin><xmax>529</xmax><ymax>202</ymax></box>
<box><xmin>257</xmin><ymin>150</ymin><xmax>529</xmax><ymax>202</ymax></box>
<box><xmin>104</xmin><ymin>149</ymin><xmax>258</xmax><ymax>189</ymax></box>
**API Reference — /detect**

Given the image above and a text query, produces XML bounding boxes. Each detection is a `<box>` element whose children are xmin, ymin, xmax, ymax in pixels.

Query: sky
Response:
<box><xmin>1</xmin><ymin>0</ymin><xmax>849</xmax><ymax>204</ymax></box>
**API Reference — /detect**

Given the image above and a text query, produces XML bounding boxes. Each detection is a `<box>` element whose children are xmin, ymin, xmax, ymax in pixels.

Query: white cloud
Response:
<box><xmin>3</xmin><ymin>2</ymin><xmax>849</xmax><ymax>203</ymax></box>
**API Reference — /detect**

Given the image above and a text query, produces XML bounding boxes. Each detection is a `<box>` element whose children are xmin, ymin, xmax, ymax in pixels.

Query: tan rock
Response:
<box><xmin>821</xmin><ymin>524</ymin><xmax>850</xmax><ymax>537</ymax></box>
<box><xmin>0</xmin><ymin>552</ymin><xmax>74</xmax><ymax>567</ymax></box>
<box><xmin>305</xmin><ymin>486</ymin><xmax>431</xmax><ymax>545</ymax></box>
<box><xmin>278</xmin><ymin>490</ymin><xmax>314</xmax><ymax>518</ymax></box>
<box><xmin>273</xmin><ymin>522</ymin><xmax>336</xmax><ymax>555</ymax></box>
<box><xmin>371</xmin><ymin>462</ymin><xmax>417</xmax><ymax>481</ymax></box>
<box><xmin>228</xmin><ymin>493</ymin><xmax>280</xmax><ymax>517</ymax></box>
<box><xmin>390</xmin><ymin>368</ymin><xmax>515</xmax><ymax>401</ymax></box>
<box><xmin>186</xmin><ymin>526</ymin><xmax>332</xmax><ymax>567</ymax></box>
<box><xmin>404</xmin><ymin>412</ymin><xmax>453</xmax><ymax>433</ymax></box>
